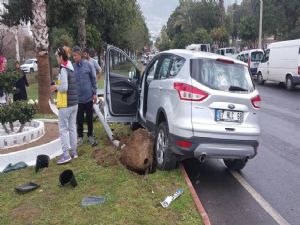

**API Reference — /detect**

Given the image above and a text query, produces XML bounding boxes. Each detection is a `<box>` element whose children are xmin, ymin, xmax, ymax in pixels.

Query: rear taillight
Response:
<box><xmin>251</xmin><ymin>95</ymin><xmax>261</xmax><ymax>109</ymax></box>
<box><xmin>298</xmin><ymin>67</ymin><xmax>300</xmax><ymax>75</ymax></box>
<box><xmin>176</xmin><ymin>140</ymin><xmax>192</xmax><ymax>148</ymax></box>
<box><xmin>216</xmin><ymin>58</ymin><xmax>234</xmax><ymax>64</ymax></box>
<box><xmin>174</xmin><ymin>83</ymin><xmax>208</xmax><ymax>101</ymax></box>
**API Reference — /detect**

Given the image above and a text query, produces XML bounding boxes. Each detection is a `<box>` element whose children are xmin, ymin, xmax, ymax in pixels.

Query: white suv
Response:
<box><xmin>104</xmin><ymin>46</ymin><xmax>261</xmax><ymax>171</ymax></box>
<box><xmin>20</xmin><ymin>58</ymin><xmax>38</xmax><ymax>73</ymax></box>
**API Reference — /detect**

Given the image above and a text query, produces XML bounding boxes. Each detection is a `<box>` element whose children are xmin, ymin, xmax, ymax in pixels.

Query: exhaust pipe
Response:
<box><xmin>198</xmin><ymin>154</ymin><xmax>206</xmax><ymax>163</ymax></box>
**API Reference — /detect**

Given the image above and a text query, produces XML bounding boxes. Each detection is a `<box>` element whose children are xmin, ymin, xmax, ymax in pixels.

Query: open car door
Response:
<box><xmin>104</xmin><ymin>46</ymin><xmax>141</xmax><ymax>123</ymax></box>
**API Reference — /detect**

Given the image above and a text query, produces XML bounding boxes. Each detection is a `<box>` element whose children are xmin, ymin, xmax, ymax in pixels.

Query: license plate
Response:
<box><xmin>215</xmin><ymin>109</ymin><xmax>243</xmax><ymax>123</ymax></box>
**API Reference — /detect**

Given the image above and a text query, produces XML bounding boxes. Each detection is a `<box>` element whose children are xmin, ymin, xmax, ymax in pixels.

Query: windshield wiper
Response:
<box><xmin>229</xmin><ymin>86</ymin><xmax>248</xmax><ymax>92</ymax></box>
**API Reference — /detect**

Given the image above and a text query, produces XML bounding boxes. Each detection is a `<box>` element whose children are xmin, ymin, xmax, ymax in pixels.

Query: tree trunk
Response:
<box><xmin>2</xmin><ymin>123</ymin><xmax>10</xmax><ymax>134</ymax></box>
<box><xmin>37</xmin><ymin>53</ymin><xmax>51</xmax><ymax>113</ymax></box>
<box><xmin>77</xmin><ymin>5</ymin><xmax>86</xmax><ymax>49</ymax></box>
<box><xmin>31</xmin><ymin>0</ymin><xmax>51</xmax><ymax>114</ymax></box>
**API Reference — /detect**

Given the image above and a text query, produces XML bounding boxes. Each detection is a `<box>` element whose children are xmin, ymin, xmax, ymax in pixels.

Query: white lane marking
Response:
<box><xmin>231</xmin><ymin>171</ymin><xmax>290</xmax><ymax>225</ymax></box>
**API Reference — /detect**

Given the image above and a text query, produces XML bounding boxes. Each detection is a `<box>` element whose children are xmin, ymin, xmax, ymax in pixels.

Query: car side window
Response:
<box><xmin>158</xmin><ymin>56</ymin><xmax>172</xmax><ymax>79</ymax></box>
<box><xmin>263</xmin><ymin>50</ymin><xmax>270</xmax><ymax>62</ymax></box>
<box><xmin>240</xmin><ymin>54</ymin><xmax>244</xmax><ymax>62</ymax></box>
<box><xmin>110</xmin><ymin>49</ymin><xmax>137</xmax><ymax>79</ymax></box>
<box><xmin>244</xmin><ymin>53</ymin><xmax>249</xmax><ymax>63</ymax></box>
<box><xmin>169</xmin><ymin>55</ymin><xmax>185</xmax><ymax>77</ymax></box>
<box><xmin>146</xmin><ymin>58</ymin><xmax>159</xmax><ymax>84</ymax></box>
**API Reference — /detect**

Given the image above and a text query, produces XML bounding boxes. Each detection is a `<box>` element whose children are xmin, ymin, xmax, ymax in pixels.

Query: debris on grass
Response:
<box><xmin>160</xmin><ymin>188</ymin><xmax>184</xmax><ymax>208</ymax></box>
<box><xmin>81</xmin><ymin>196</ymin><xmax>106</xmax><ymax>207</ymax></box>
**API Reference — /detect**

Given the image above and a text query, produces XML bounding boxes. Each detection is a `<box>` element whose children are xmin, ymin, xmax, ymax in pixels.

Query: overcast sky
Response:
<box><xmin>137</xmin><ymin>0</ymin><xmax>242</xmax><ymax>36</ymax></box>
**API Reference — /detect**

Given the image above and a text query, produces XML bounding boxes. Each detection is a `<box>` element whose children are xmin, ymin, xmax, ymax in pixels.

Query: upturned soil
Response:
<box><xmin>93</xmin><ymin>129</ymin><xmax>155</xmax><ymax>173</ymax></box>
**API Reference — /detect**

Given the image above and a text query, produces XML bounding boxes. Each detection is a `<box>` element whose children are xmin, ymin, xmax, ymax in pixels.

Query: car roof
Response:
<box><xmin>160</xmin><ymin>49</ymin><xmax>246</xmax><ymax>66</ymax></box>
<box><xmin>238</xmin><ymin>49</ymin><xmax>264</xmax><ymax>55</ymax></box>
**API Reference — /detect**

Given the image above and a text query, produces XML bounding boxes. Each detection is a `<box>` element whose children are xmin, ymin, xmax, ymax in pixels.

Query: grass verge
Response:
<box><xmin>0</xmin><ymin>121</ymin><xmax>202</xmax><ymax>225</ymax></box>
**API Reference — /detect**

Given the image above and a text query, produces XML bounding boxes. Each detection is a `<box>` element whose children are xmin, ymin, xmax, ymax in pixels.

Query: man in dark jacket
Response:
<box><xmin>14</xmin><ymin>61</ymin><xmax>29</xmax><ymax>101</ymax></box>
<box><xmin>72</xmin><ymin>46</ymin><xmax>98</xmax><ymax>147</ymax></box>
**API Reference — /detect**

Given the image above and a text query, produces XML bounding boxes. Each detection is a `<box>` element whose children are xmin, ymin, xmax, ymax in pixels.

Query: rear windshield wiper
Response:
<box><xmin>229</xmin><ymin>86</ymin><xmax>248</xmax><ymax>92</ymax></box>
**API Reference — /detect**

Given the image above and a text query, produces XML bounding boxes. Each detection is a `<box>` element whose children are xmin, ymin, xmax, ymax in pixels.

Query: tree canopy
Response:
<box><xmin>1</xmin><ymin>0</ymin><xmax>149</xmax><ymax>53</ymax></box>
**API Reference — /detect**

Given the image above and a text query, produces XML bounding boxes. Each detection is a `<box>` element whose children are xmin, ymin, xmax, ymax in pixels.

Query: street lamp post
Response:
<box><xmin>258</xmin><ymin>0</ymin><xmax>263</xmax><ymax>49</ymax></box>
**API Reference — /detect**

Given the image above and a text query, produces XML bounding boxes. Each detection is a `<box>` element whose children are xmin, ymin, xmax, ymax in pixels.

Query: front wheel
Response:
<box><xmin>286</xmin><ymin>76</ymin><xmax>294</xmax><ymax>91</ymax></box>
<box><xmin>155</xmin><ymin>122</ymin><xmax>177</xmax><ymax>171</ymax></box>
<box><xmin>223</xmin><ymin>158</ymin><xmax>247</xmax><ymax>171</ymax></box>
<box><xmin>257</xmin><ymin>73</ymin><xmax>265</xmax><ymax>85</ymax></box>
<box><xmin>30</xmin><ymin>68</ymin><xmax>34</xmax><ymax>73</ymax></box>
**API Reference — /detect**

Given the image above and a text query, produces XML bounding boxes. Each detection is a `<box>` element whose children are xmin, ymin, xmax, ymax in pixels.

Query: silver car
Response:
<box><xmin>104</xmin><ymin>46</ymin><xmax>261</xmax><ymax>171</ymax></box>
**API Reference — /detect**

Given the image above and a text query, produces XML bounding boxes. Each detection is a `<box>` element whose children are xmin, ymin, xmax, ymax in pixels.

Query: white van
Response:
<box><xmin>217</xmin><ymin>47</ymin><xmax>237</xmax><ymax>59</ymax></box>
<box><xmin>257</xmin><ymin>39</ymin><xmax>300</xmax><ymax>90</ymax></box>
<box><xmin>237</xmin><ymin>49</ymin><xmax>264</xmax><ymax>77</ymax></box>
<box><xmin>186</xmin><ymin>43</ymin><xmax>210</xmax><ymax>52</ymax></box>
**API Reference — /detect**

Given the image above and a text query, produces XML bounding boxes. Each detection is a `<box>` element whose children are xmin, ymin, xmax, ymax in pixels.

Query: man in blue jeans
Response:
<box><xmin>72</xmin><ymin>46</ymin><xmax>98</xmax><ymax>147</ymax></box>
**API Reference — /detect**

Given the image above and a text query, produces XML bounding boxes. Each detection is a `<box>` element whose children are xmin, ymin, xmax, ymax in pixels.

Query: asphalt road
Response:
<box><xmin>184</xmin><ymin>82</ymin><xmax>300</xmax><ymax>225</ymax></box>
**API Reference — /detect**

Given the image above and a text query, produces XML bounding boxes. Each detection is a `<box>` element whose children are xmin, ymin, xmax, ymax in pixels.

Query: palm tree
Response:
<box><xmin>31</xmin><ymin>0</ymin><xmax>51</xmax><ymax>113</ymax></box>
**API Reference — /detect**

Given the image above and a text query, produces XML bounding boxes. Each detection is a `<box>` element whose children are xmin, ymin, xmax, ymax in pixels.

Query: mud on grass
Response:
<box><xmin>0</xmin><ymin>121</ymin><xmax>202</xmax><ymax>225</ymax></box>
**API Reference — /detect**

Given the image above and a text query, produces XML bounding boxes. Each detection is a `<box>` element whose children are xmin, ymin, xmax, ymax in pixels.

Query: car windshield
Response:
<box><xmin>25</xmin><ymin>59</ymin><xmax>34</xmax><ymax>64</ymax></box>
<box><xmin>251</xmin><ymin>52</ymin><xmax>264</xmax><ymax>62</ymax></box>
<box><xmin>226</xmin><ymin>48</ymin><xmax>234</xmax><ymax>54</ymax></box>
<box><xmin>190</xmin><ymin>58</ymin><xmax>254</xmax><ymax>93</ymax></box>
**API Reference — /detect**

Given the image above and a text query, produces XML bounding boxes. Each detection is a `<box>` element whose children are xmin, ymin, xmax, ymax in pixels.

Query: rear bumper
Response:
<box><xmin>169</xmin><ymin>134</ymin><xmax>258</xmax><ymax>160</ymax></box>
<box><xmin>292</xmin><ymin>75</ymin><xmax>300</xmax><ymax>85</ymax></box>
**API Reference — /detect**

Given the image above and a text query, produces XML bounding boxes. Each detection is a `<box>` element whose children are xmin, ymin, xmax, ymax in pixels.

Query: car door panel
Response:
<box><xmin>104</xmin><ymin>46</ymin><xmax>140</xmax><ymax>122</ymax></box>
<box><xmin>109</xmin><ymin>73</ymin><xmax>138</xmax><ymax>115</ymax></box>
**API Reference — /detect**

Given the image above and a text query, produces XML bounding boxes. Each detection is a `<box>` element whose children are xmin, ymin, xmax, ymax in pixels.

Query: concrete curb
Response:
<box><xmin>180</xmin><ymin>164</ymin><xmax>211</xmax><ymax>225</ymax></box>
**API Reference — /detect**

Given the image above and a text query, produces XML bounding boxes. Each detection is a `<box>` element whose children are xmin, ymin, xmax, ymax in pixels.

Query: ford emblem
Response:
<box><xmin>228</xmin><ymin>104</ymin><xmax>235</xmax><ymax>110</ymax></box>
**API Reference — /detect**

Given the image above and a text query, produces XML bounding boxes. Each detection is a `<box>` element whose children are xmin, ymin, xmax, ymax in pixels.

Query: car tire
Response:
<box><xmin>286</xmin><ymin>76</ymin><xmax>294</xmax><ymax>91</ymax></box>
<box><xmin>155</xmin><ymin>122</ymin><xmax>177</xmax><ymax>171</ymax></box>
<box><xmin>257</xmin><ymin>73</ymin><xmax>265</xmax><ymax>85</ymax></box>
<box><xmin>30</xmin><ymin>68</ymin><xmax>34</xmax><ymax>73</ymax></box>
<box><xmin>223</xmin><ymin>158</ymin><xmax>247</xmax><ymax>171</ymax></box>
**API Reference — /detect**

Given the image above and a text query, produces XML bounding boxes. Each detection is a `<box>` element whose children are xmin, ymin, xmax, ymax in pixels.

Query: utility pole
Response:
<box><xmin>258</xmin><ymin>0</ymin><xmax>263</xmax><ymax>49</ymax></box>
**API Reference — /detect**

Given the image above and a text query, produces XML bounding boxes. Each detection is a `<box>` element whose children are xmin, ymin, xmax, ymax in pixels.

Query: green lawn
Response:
<box><xmin>0</xmin><ymin>122</ymin><xmax>202</xmax><ymax>225</ymax></box>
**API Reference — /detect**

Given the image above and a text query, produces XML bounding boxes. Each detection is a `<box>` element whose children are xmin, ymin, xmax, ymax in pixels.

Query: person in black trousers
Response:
<box><xmin>72</xmin><ymin>46</ymin><xmax>98</xmax><ymax>147</ymax></box>
<box><xmin>13</xmin><ymin>61</ymin><xmax>29</xmax><ymax>101</ymax></box>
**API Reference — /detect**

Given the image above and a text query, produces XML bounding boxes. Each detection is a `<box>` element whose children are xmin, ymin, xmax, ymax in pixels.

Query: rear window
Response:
<box><xmin>226</xmin><ymin>48</ymin><xmax>234</xmax><ymax>54</ymax></box>
<box><xmin>190</xmin><ymin>58</ymin><xmax>254</xmax><ymax>93</ymax></box>
<box><xmin>251</xmin><ymin>52</ymin><xmax>264</xmax><ymax>62</ymax></box>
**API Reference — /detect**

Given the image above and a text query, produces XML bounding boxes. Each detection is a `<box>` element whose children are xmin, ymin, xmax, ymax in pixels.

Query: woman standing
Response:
<box><xmin>50</xmin><ymin>46</ymin><xmax>78</xmax><ymax>165</ymax></box>
<box><xmin>0</xmin><ymin>56</ymin><xmax>8</xmax><ymax>105</ymax></box>
<box><xmin>13</xmin><ymin>61</ymin><xmax>29</xmax><ymax>101</ymax></box>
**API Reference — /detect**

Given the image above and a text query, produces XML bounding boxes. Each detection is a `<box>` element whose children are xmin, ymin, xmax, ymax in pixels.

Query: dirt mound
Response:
<box><xmin>120</xmin><ymin>129</ymin><xmax>154</xmax><ymax>173</ymax></box>
<box><xmin>93</xmin><ymin>147</ymin><xmax>121</xmax><ymax>167</ymax></box>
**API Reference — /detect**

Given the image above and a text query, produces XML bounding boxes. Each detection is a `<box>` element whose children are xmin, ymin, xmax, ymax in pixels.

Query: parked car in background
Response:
<box><xmin>237</xmin><ymin>49</ymin><xmax>264</xmax><ymax>77</ymax></box>
<box><xmin>104</xmin><ymin>46</ymin><xmax>261</xmax><ymax>171</ymax></box>
<box><xmin>20</xmin><ymin>58</ymin><xmax>38</xmax><ymax>73</ymax></box>
<box><xmin>186</xmin><ymin>43</ymin><xmax>211</xmax><ymax>52</ymax></box>
<box><xmin>217</xmin><ymin>47</ymin><xmax>238</xmax><ymax>59</ymax></box>
<box><xmin>257</xmin><ymin>39</ymin><xmax>300</xmax><ymax>91</ymax></box>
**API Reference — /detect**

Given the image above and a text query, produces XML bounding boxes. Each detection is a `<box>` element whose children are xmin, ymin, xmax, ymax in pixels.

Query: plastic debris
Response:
<box><xmin>160</xmin><ymin>188</ymin><xmax>184</xmax><ymax>208</ymax></box>
<box><xmin>15</xmin><ymin>182</ymin><xmax>40</xmax><ymax>193</ymax></box>
<box><xmin>81</xmin><ymin>196</ymin><xmax>106</xmax><ymax>207</ymax></box>
<box><xmin>59</xmin><ymin>170</ymin><xmax>77</xmax><ymax>187</ymax></box>
<box><xmin>3</xmin><ymin>162</ymin><xmax>28</xmax><ymax>173</ymax></box>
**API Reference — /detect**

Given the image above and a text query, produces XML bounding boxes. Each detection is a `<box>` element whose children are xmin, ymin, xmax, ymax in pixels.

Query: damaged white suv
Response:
<box><xmin>104</xmin><ymin>46</ymin><xmax>261</xmax><ymax>171</ymax></box>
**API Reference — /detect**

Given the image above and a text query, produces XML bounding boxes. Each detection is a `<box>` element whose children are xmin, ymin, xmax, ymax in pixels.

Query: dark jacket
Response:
<box><xmin>13</xmin><ymin>70</ymin><xmax>29</xmax><ymax>101</ymax></box>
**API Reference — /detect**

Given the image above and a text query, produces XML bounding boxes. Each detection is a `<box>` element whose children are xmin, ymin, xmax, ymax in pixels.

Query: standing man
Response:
<box><xmin>83</xmin><ymin>48</ymin><xmax>102</xmax><ymax>86</ymax></box>
<box><xmin>72</xmin><ymin>46</ymin><xmax>98</xmax><ymax>147</ymax></box>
